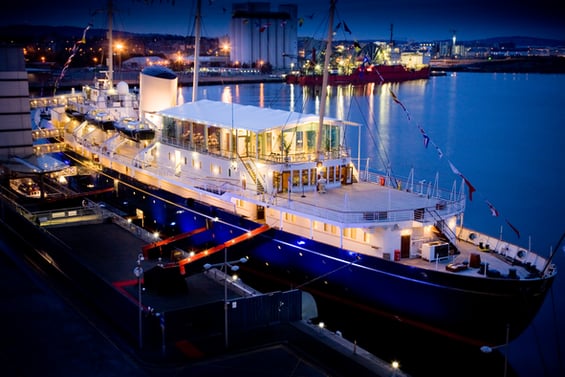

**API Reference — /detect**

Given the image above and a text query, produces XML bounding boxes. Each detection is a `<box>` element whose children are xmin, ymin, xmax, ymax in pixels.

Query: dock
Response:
<box><xmin>0</xmin><ymin>188</ymin><xmax>409</xmax><ymax>377</ymax></box>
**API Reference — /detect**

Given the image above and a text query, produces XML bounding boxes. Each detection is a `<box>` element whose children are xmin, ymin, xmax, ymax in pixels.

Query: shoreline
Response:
<box><xmin>429</xmin><ymin>56</ymin><xmax>565</xmax><ymax>73</ymax></box>
<box><xmin>28</xmin><ymin>55</ymin><xmax>565</xmax><ymax>94</ymax></box>
<box><xmin>28</xmin><ymin>70</ymin><xmax>285</xmax><ymax>93</ymax></box>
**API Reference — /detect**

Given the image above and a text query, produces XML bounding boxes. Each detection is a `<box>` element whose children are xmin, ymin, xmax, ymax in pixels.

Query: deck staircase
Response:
<box><xmin>426</xmin><ymin>208</ymin><xmax>459</xmax><ymax>255</ymax></box>
<box><xmin>241</xmin><ymin>156</ymin><xmax>266</xmax><ymax>193</ymax></box>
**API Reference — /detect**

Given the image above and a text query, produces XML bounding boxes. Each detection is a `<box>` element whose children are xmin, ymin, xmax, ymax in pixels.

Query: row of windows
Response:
<box><xmin>282</xmin><ymin>212</ymin><xmax>369</xmax><ymax>242</ymax></box>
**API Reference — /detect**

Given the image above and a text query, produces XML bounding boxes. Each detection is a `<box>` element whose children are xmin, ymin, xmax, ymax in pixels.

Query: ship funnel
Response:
<box><xmin>139</xmin><ymin>66</ymin><xmax>178</xmax><ymax>118</ymax></box>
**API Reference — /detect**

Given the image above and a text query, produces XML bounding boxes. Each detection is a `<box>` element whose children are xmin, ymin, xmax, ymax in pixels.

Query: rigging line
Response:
<box><xmin>64</xmin><ymin>153</ymin><xmax>252</xmax><ymax>234</ymax></box>
<box><xmin>549</xmin><ymin>285</ymin><xmax>565</xmax><ymax>376</ymax></box>
<box><xmin>333</xmin><ymin>1</ymin><xmax>355</xmax><ymax>41</ymax></box>
<box><xmin>530</xmin><ymin>312</ymin><xmax>551</xmax><ymax>377</ymax></box>
<box><xmin>542</xmin><ymin>231</ymin><xmax>565</xmax><ymax>275</ymax></box>
<box><xmin>348</xmin><ymin>86</ymin><xmax>393</xmax><ymax>174</ymax></box>
<box><xmin>388</xmin><ymin>86</ymin><xmax>525</xmax><ymax>232</ymax></box>
<box><xmin>295</xmin><ymin>255</ymin><xmax>361</xmax><ymax>290</ymax></box>
<box><xmin>187</xmin><ymin>0</ymin><xmax>210</xmax><ymax>43</ymax></box>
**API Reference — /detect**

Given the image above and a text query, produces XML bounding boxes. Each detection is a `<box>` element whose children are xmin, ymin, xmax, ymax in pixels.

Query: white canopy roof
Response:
<box><xmin>157</xmin><ymin>99</ymin><xmax>358</xmax><ymax>132</ymax></box>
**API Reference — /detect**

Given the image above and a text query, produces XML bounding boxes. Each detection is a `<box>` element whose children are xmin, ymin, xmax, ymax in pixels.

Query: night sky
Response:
<box><xmin>3</xmin><ymin>0</ymin><xmax>564</xmax><ymax>42</ymax></box>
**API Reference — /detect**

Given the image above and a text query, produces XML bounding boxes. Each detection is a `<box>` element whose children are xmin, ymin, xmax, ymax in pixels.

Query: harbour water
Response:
<box><xmin>180</xmin><ymin>72</ymin><xmax>565</xmax><ymax>377</ymax></box>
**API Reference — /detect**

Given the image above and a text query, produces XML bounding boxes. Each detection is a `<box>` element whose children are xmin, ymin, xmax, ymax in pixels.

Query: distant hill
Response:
<box><xmin>459</xmin><ymin>36</ymin><xmax>565</xmax><ymax>47</ymax></box>
<box><xmin>2</xmin><ymin>25</ymin><xmax>564</xmax><ymax>47</ymax></box>
<box><xmin>0</xmin><ymin>24</ymin><xmax>187</xmax><ymax>43</ymax></box>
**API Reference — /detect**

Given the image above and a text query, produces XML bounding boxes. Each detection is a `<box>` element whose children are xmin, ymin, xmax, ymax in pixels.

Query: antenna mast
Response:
<box><xmin>316</xmin><ymin>0</ymin><xmax>336</xmax><ymax>162</ymax></box>
<box><xmin>192</xmin><ymin>0</ymin><xmax>202</xmax><ymax>102</ymax></box>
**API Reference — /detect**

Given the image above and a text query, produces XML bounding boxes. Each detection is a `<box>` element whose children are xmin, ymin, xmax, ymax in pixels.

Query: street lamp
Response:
<box><xmin>203</xmin><ymin>248</ymin><xmax>247</xmax><ymax>348</ymax></box>
<box><xmin>115</xmin><ymin>42</ymin><xmax>124</xmax><ymax>78</ymax></box>
<box><xmin>391</xmin><ymin>360</ymin><xmax>400</xmax><ymax>376</ymax></box>
<box><xmin>133</xmin><ymin>253</ymin><xmax>144</xmax><ymax>349</ymax></box>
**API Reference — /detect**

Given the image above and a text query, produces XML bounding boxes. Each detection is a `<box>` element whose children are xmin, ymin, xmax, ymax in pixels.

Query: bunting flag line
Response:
<box><xmin>433</xmin><ymin>143</ymin><xmax>444</xmax><ymax>158</ymax></box>
<box><xmin>389</xmin><ymin>88</ymin><xmax>521</xmax><ymax>239</ymax></box>
<box><xmin>448</xmin><ymin>161</ymin><xmax>476</xmax><ymax>201</ymax></box>
<box><xmin>416</xmin><ymin>124</ymin><xmax>430</xmax><ymax>148</ymax></box>
<box><xmin>422</xmin><ymin>131</ymin><xmax>430</xmax><ymax>148</ymax></box>
<box><xmin>485</xmin><ymin>200</ymin><xmax>499</xmax><ymax>217</ymax></box>
<box><xmin>54</xmin><ymin>23</ymin><xmax>91</xmax><ymax>95</ymax></box>
<box><xmin>506</xmin><ymin>219</ymin><xmax>521</xmax><ymax>239</ymax></box>
<box><xmin>389</xmin><ymin>89</ymin><xmax>410</xmax><ymax>120</ymax></box>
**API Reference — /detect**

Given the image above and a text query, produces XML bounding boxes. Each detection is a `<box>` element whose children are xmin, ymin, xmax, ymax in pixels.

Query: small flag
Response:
<box><xmin>485</xmin><ymin>200</ymin><xmax>499</xmax><ymax>217</ymax></box>
<box><xmin>343</xmin><ymin>22</ymin><xmax>352</xmax><ymax>34</ymax></box>
<box><xmin>448</xmin><ymin>161</ymin><xmax>476</xmax><ymax>201</ymax></box>
<box><xmin>390</xmin><ymin>89</ymin><xmax>409</xmax><ymax>115</ymax></box>
<box><xmin>506</xmin><ymin>219</ymin><xmax>521</xmax><ymax>239</ymax></box>
<box><xmin>417</xmin><ymin>126</ymin><xmax>430</xmax><ymax>148</ymax></box>
<box><xmin>423</xmin><ymin>134</ymin><xmax>430</xmax><ymax>148</ymax></box>
<box><xmin>298</xmin><ymin>18</ymin><xmax>304</xmax><ymax>27</ymax></box>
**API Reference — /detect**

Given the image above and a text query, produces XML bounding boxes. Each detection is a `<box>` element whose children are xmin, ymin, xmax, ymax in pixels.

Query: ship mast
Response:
<box><xmin>107</xmin><ymin>0</ymin><xmax>114</xmax><ymax>86</ymax></box>
<box><xmin>192</xmin><ymin>0</ymin><xmax>202</xmax><ymax>102</ymax></box>
<box><xmin>316</xmin><ymin>0</ymin><xmax>336</xmax><ymax>162</ymax></box>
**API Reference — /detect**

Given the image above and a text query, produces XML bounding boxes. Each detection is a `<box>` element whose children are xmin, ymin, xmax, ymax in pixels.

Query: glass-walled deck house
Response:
<box><xmin>153</xmin><ymin>99</ymin><xmax>357</xmax><ymax>193</ymax></box>
<box><xmin>157</xmin><ymin>100</ymin><xmax>354</xmax><ymax>162</ymax></box>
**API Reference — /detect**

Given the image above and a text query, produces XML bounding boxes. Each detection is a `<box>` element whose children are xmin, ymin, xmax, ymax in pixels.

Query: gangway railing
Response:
<box><xmin>141</xmin><ymin>227</ymin><xmax>208</xmax><ymax>259</ymax></box>
<box><xmin>167</xmin><ymin>224</ymin><xmax>270</xmax><ymax>275</ymax></box>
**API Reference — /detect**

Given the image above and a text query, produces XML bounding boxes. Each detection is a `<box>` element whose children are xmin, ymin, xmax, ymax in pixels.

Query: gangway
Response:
<box><xmin>141</xmin><ymin>226</ymin><xmax>208</xmax><ymax>259</ymax></box>
<box><xmin>154</xmin><ymin>224</ymin><xmax>270</xmax><ymax>275</ymax></box>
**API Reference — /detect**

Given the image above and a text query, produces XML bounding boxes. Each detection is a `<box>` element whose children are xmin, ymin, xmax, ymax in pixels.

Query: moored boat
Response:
<box><xmin>9</xmin><ymin>177</ymin><xmax>41</xmax><ymax>198</ymax></box>
<box><xmin>286</xmin><ymin>61</ymin><xmax>430</xmax><ymax>86</ymax></box>
<box><xmin>285</xmin><ymin>26</ymin><xmax>430</xmax><ymax>86</ymax></box>
<box><xmin>30</xmin><ymin>0</ymin><xmax>557</xmax><ymax>348</ymax></box>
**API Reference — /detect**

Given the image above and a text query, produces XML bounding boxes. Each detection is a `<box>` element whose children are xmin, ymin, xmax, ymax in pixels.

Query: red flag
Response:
<box><xmin>390</xmin><ymin>90</ymin><xmax>408</xmax><ymax>113</ymax></box>
<box><xmin>448</xmin><ymin>161</ymin><xmax>476</xmax><ymax>201</ymax></box>
<box><xmin>506</xmin><ymin>219</ymin><xmax>521</xmax><ymax>239</ymax></box>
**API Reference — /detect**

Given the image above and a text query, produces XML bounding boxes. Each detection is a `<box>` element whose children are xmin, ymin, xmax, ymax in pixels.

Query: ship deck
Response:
<box><xmin>261</xmin><ymin>179</ymin><xmax>457</xmax><ymax>223</ymax></box>
<box><xmin>49</xmin><ymin>115</ymin><xmax>550</xmax><ymax>283</ymax></box>
<box><xmin>401</xmin><ymin>240</ymin><xmax>538</xmax><ymax>280</ymax></box>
